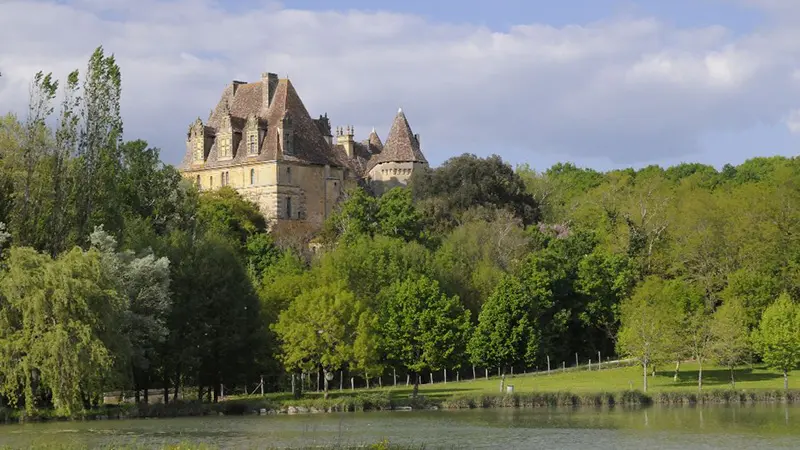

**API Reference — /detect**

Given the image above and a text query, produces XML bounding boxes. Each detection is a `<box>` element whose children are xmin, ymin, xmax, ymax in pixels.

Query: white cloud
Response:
<box><xmin>1</xmin><ymin>0</ymin><xmax>800</xmax><ymax>169</ymax></box>
<box><xmin>785</xmin><ymin>109</ymin><xmax>800</xmax><ymax>134</ymax></box>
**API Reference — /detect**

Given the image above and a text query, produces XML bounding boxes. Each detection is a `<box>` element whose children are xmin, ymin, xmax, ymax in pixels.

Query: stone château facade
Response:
<box><xmin>180</xmin><ymin>72</ymin><xmax>428</xmax><ymax>233</ymax></box>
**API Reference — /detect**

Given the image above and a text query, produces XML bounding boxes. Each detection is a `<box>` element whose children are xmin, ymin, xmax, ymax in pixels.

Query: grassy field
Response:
<box><xmin>284</xmin><ymin>363</ymin><xmax>800</xmax><ymax>402</ymax></box>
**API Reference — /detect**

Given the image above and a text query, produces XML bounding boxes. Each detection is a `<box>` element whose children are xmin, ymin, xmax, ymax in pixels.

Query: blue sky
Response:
<box><xmin>282</xmin><ymin>0</ymin><xmax>762</xmax><ymax>33</ymax></box>
<box><xmin>1</xmin><ymin>0</ymin><xmax>799</xmax><ymax>171</ymax></box>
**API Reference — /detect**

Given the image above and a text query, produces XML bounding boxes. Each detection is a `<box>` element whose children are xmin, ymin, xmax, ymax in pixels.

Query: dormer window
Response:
<box><xmin>193</xmin><ymin>139</ymin><xmax>204</xmax><ymax>162</ymax></box>
<box><xmin>248</xmin><ymin>133</ymin><xmax>257</xmax><ymax>155</ymax></box>
<box><xmin>219</xmin><ymin>136</ymin><xmax>232</xmax><ymax>158</ymax></box>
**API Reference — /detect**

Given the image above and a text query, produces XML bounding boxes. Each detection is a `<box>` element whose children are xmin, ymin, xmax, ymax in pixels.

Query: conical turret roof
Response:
<box><xmin>367</xmin><ymin>127</ymin><xmax>383</xmax><ymax>153</ymax></box>
<box><xmin>367</xmin><ymin>108</ymin><xmax>427</xmax><ymax>171</ymax></box>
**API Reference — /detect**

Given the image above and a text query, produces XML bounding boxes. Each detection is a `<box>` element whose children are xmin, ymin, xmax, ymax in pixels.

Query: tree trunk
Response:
<box><xmin>698</xmin><ymin>360</ymin><xmax>703</xmax><ymax>391</ymax></box>
<box><xmin>643</xmin><ymin>361</ymin><xmax>648</xmax><ymax>393</ymax></box>
<box><xmin>323</xmin><ymin>369</ymin><xmax>329</xmax><ymax>400</ymax></box>
<box><xmin>730</xmin><ymin>365</ymin><xmax>736</xmax><ymax>389</ymax></box>
<box><xmin>673</xmin><ymin>360</ymin><xmax>680</xmax><ymax>382</ymax></box>
<box><xmin>163</xmin><ymin>384</ymin><xmax>169</xmax><ymax>405</ymax></box>
<box><xmin>143</xmin><ymin>372</ymin><xmax>149</xmax><ymax>404</ymax></box>
<box><xmin>412</xmin><ymin>371</ymin><xmax>420</xmax><ymax>398</ymax></box>
<box><xmin>784</xmin><ymin>370</ymin><xmax>789</xmax><ymax>391</ymax></box>
<box><xmin>198</xmin><ymin>385</ymin><xmax>204</xmax><ymax>402</ymax></box>
<box><xmin>173</xmin><ymin>366</ymin><xmax>180</xmax><ymax>401</ymax></box>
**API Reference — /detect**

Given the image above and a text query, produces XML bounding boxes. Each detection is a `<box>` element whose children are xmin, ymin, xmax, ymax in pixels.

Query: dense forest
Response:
<box><xmin>0</xmin><ymin>48</ymin><xmax>798</xmax><ymax>416</ymax></box>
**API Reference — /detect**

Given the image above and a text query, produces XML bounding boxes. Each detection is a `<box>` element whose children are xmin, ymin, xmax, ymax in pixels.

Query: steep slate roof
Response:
<box><xmin>366</xmin><ymin>108</ymin><xmax>427</xmax><ymax>172</ymax></box>
<box><xmin>184</xmin><ymin>78</ymin><xmax>346</xmax><ymax>170</ymax></box>
<box><xmin>367</xmin><ymin>128</ymin><xmax>383</xmax><ymax>153</ymax></box>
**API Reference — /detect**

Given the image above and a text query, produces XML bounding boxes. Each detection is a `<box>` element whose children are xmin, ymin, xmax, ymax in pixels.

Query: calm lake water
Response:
<box><xmin>0</xmin><ymin>405</ymin><xmax>798</xmax><ymax>449</ymax></box>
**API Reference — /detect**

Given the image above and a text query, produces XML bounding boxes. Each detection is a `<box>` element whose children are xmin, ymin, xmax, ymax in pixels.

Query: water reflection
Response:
<box><xmin>0</xmin><ymin>404</ymin><xmax>798</xmax><ymax>449</ymax></box>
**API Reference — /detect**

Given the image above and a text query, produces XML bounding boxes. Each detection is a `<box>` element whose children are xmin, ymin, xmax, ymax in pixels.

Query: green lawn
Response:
<box><xmin>285</xmin><ymin>363</ymin><xmax>798</xmax><ymax>402</ymax></box>
<box><xmin>396</xmin><ymin>363</ymin><xmax>800</xmax><ymax>399</ymax></box>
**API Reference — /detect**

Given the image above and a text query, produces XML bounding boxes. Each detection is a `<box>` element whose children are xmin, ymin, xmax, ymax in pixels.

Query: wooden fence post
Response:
<box><xmin>547</xmin><ymin>355</ymin><xmax>551</xmax><ymax>374</ymax></box>
<box><xmin>260</xmin><ymin>375</ymin><xmax>264</xmax><ymax>396</ymax></box>
<box><xmin>598</xmin><ymin>351</ymin><xmax>602</xmax><ymax>370</ymax></box>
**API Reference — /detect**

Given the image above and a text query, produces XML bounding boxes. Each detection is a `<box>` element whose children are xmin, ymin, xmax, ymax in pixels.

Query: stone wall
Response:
<box><xmin>182</xmin><ymin>160</ymin><xmax>346</xmax><ymax>232</ymax></box>
<box><xmin>368</xmin><ymin>161</ymin><xmax>426</xmax><ymax>195</ymax></box>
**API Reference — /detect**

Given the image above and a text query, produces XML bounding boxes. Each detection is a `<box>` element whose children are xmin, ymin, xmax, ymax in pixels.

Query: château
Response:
<box><xmin>180</xmin><ymin>72</ymin><xmax>428</xmax><ymax>234</ymax></box>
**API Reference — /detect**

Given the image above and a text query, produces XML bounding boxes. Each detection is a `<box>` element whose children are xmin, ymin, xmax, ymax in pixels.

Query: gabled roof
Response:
<box><xmin>366</xmin><ymin>108</ymin><xmax>427</xmax><ymax>172</ymax></box>
<box><xmin>184</xmin><ymin>77</ymin><xmax>344</xmax><ymax>169</ymax></box>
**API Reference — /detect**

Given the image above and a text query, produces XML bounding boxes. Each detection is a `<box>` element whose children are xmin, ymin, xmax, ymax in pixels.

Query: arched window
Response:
<box><xmin>250</xmin><ymin>168</ymin><xmax>255</xmax><ymax>185</ymax></box>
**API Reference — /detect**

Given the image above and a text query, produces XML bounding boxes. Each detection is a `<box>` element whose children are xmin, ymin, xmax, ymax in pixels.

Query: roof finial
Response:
<box><xmin>371</xmin><ymin>126</ymin><xmax>376</xmax><ymax>133</ymax></box>
<box><xmin>398</xmin><ymin>107</ymin><xmax>403</xmax><ymax>113</ymax></box>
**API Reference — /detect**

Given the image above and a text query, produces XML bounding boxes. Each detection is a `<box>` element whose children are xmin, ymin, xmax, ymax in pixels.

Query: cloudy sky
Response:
<box><xmin>1</xmin><ymin>0</ymin><xmax>800</xmax><ymax>170</ymax></box>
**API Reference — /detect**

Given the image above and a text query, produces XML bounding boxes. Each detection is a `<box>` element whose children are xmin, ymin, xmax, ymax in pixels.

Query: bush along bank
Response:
<box><xmin>441</xmin><ymin>389</ymin><xmax>800</xmax><ymax>409</ymax></box>
<box><xmin>6</xmin><ymin>389</ymin><xmax>800</xmax><ymax>423</ymax></box>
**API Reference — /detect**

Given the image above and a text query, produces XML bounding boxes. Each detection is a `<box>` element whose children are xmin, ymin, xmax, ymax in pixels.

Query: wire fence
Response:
<box><xmin>105</xmin><ymin>355</ymin><xmax>637</xmax><ymax>404</ymax></box>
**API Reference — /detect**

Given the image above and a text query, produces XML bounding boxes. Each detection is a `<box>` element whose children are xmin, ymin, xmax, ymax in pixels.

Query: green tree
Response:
<box><xmin>73</xmin><ymin>47</ymin><xmax>125</xmax><ymax>245</ymax></box>
<box><xmin>411</xmin><ymin>153</ymin><xmax>540</xmax><ymax>229</ymax></box>
<box><xmin>616</xmin><ymin>277</ymin><xmax>683</xmax><ymax>392</ymax></box>
<box><xmin>379</xmin><ymin>275</ymin><xmax>471</xmax><ymax>397</ymax></box>
<box><xmin>467</xmin><ymin>274</ymin><xmax>546</xmax><ymax>372</ymax></box>
<box><xmin>197</xmin><ymin>186</ymin><xmax>267</xmax><ymax>251</ymax></box>
<box><xmin>273</xmin><ymin>281</ymin><xmax>365</xmax><ymax>399</ymax></box>
<box><xmin>752</xmin><ymin>293</ymin><xmax>800</xmax><ymax>390</ymax></box>
<box><xmin>90</xmin><ymin>226</ymin><xmax>171</xmax><ymax>403</ymax></box>
<box><xmin>376</xmin><ymin>187</ymin><xmax>425</xmax><ymax>242</ymax></box>
<box><xmin>710</xmin><ymin>299</ymin><xmax>751</xmax><ymax>388</ymax></box>
<box><xmin>320</xmin><ymin>186</ymin><xmax>377</xmax><ymax>243</ymax></box>
<box><xmin>0</xmin><ymin>246</ymin><xmax>125</xmax><ymax>415</ymax></box>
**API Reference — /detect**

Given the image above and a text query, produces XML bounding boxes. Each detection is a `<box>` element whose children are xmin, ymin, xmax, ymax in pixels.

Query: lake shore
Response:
<box><xmin>4</xmin><ymin>388</ymin><xmax>800</xmax><ymax>424</ymax></box>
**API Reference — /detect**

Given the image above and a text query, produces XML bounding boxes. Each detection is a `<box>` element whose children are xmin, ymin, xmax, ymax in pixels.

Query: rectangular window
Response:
<box><xmin>287</xmin><ymin>167</ymin><xmax>291</xmax><ymax>184</ymax></box>
<box><xmin>248</xmin><ymin>134</ymin><xmax>257</xmax><ymax>155</ymax></box>
<box><xmin>286</xmin><ymin>197</ymin><xmax>292</xmax><ymax>219</ymax></box>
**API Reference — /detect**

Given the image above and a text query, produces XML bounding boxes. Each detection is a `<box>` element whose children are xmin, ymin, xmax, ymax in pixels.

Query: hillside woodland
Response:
<box><xmin>0</xmin><ymin>48</ymin><xmax>798</xmax><ymax>415</ymax></box>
